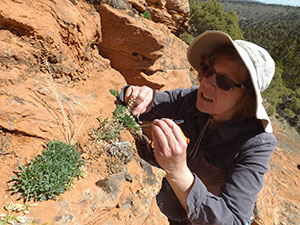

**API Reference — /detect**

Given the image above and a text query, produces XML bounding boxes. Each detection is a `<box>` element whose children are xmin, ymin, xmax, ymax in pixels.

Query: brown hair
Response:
<box><xmin>198</xmin><ymin>45</ymin><xmax>256</xmax><ymax>121</ymax></box>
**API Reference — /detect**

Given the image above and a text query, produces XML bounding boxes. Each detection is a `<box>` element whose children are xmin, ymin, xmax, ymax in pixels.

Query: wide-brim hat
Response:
<box><xmin>187</xmin><ymin>31</ymin><xmax>275</xmax><ymax>133</ymax></box>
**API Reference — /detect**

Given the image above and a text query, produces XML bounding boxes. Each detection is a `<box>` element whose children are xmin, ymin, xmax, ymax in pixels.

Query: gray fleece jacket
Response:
<box><xmin>120</xmin><ymin>86</ymin><xmax>276</xmax><ymax>225</ymax></box>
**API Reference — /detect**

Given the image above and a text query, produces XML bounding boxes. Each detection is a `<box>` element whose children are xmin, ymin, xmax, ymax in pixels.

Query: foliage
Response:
<box><xmin>92</xmin><ymin>89</ymin><xmax>142</xmax><ymax>143</ymax></box>
<box><xmin>219</xmin><ymin>0</ymin><xmax>300</xmax><ymax>22</ymax></box>
<box><xmin>92</xmin><ymin>117</ymin><xmax>124</xmax><ymax>143</ymax></box>
<box><xmin>142</xmin><ymin>10</ymin><xmax>152</xmax><ymax>20</ymax></box>
<box><xmin>179</xmin><ymin>32</ymin><xmax>194</xmax><ymax>45</ymax></box>
<box><xmin>11</xmin><ymin>140</ymin><xmax>85</xmax><ymax>202</ymax></box>
<box><xmin>105</xmin><ymin>141</ymin><xmax>134</xmax><ymax>164</ymax></box>
<box><xmin>109</xmin><ymin>88</ymin><xmax>120</xmax><ymax>98</ymax></box>
<box><xmin>262</xmin><ymin>66</ymin><xmax>286</xmax><ymax>116</ymax></box>
<box><xmin>189</xmin><ymin>0</ymin><xmax>244</xmax><ymax>39</ymax></box>
<box><xmin>0</xmin><ymin>202</ymin><xmax>37</xmax><ymax>225</ymax></box>
<box><xmin>113</xmin><ymin>104</ymin><xmax>141</xmax><ymax>134</ymax></box>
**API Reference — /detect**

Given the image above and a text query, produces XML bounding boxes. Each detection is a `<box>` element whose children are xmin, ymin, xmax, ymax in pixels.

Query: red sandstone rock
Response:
<box><xmin>99</xmin><ymin>4</ymin><xmax>191</xmax><ymax>89</ymax></box>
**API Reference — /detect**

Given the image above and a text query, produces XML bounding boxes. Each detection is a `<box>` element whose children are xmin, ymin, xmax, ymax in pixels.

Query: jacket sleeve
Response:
<box><xmin>186</xmin><ymin>132</ymin><xmax>276</xmax><ymax>225</ymax></box>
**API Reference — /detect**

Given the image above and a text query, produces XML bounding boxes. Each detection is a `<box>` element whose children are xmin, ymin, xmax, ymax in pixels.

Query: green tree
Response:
<box><xmin>262</xmin><ymin>65</ymin><xmax>286</xmax><ymax>116</ymax></box>
<box><xmin>179</xmin><ymin>32</ymin><xmax>194</xmax><ymax>45</ymax></box>
<box><xmin>189</xmin><ymin>0</ymin><xmax>243</xmax><ymax>39</ymax></box>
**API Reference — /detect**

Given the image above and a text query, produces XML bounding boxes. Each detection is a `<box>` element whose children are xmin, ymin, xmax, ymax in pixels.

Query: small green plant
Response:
<box><xmin>113</xmin><ymin>104</ymin><xmax>142</xmax><ymax>135</ymax></box>
<box><xmin>92</xmin><ymin>89</ymin><xmax>142</xmax><ymax>143</ymax></box>
<box><xmin>142</xmin><ymin>10</ymin><xmax>152</xmax><ymax>20</ymax></box>
<box><xmin>0</xmin><ymin>202</ymin><xmax>37</xmax><ymax>225</ymax></box>
<box><xmin>111</xmin><ymin>89</ymin><xmax>142</xmax><ymax>135</ymax></box>
<box><xmin>109</xmin><ymin>89</ymin><xmax>120</xmax><ymax>98</ymax></box>
<box><xmin>11</xmin><ymin>140</ymin><xmax>85</xmax><ymax>202</ymax></box>
<box><xmin>92</xmin><ymin>117</ymin><xmax>124</xmax><ymax>143</ymax></box>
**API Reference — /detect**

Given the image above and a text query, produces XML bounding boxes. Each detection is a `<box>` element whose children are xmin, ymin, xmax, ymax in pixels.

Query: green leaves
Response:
<box><xmin>92</xmin><ymin>89</ymin><xmax>142</xmax><ymax>143</ymax></box>
<box><xmin>142</xmin><ymin>10</ymin><xmax>152</xmax><ymax>20</ymax></box>
<box><xmin>11</xmin><ymin>140</ymin><xmax>84</xmax><ymax>202</ymax></box>
<box><xmin>113</xmin><ymin>104</ymin><xmax>142</xmax><ymax>134</ymax></box>
<box><xmin>179</xmin><ymin>32</ymin><xmax>194</xmax><ymax>45</ymax></box>
<box><xmin>238</xmin><ymin>10</ymin><xmax>300</xmax><ymax>132</ymax></box>
<box><xmin>92</xmin><ymin>117</ymin><xmax>124</xmax><ymax>143</ymax></box>
<box><xmin>109</xmin><ymin>89</ymin><xmax>120</xmax><ymax>98</ymax></box>
<box><xmin>189</xmin><ymin>0</ymin><xmax>244</xmax><ymax>39</ymax></box>
<box><xmin>0</xmin><ymin>202</ymin><xmax>37</xmax><ymax>224</ymax></box>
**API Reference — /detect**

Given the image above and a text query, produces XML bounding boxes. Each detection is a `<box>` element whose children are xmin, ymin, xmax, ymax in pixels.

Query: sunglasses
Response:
<box><xmin>199</xmin><ymin>63</ymin><xmax>244</xmax><ymax>91</ymax></box>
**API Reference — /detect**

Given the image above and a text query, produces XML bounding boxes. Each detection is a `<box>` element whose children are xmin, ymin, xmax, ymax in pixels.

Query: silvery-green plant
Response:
<box><xmin>11</xmin><ymin>140</ymin><xmax>84</xmax><ymax>202</ymax></box>
<box><xmin>0</xmin><ymin>202</ymin><xmax>37</xmax><ymax>225</ymax></box>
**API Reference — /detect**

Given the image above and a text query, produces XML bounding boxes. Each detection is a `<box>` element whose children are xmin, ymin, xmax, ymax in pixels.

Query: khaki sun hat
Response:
<box><xmin>187</xmin><ymin>30</ymin><xmax>275</xmax><ymax>133</ymax></box>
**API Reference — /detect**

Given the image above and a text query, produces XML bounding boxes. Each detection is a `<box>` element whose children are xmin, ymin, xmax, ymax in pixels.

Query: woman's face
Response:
<box><xmin>196</xmin><ymin>55</ymin><xmax>248</xmax><ymax>123</ymax></box>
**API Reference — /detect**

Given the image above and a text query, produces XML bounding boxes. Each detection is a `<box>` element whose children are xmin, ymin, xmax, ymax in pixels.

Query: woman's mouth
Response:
<box><xmin>202</xmin><ymin>93</ymin><xmax>213</xmax><ymax>102</ymax></box>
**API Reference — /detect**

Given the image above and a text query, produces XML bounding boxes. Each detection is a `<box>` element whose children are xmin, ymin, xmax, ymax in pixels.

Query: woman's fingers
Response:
<box><xmin>162</xmin><ymin>118</ymin><xmax>188</xmax><ymax>147</ymax></box>
<box><xmin>152</xmin><ymin>120</ymin><xmax>170</xmax><ymax>156</ymax></box>
<box><xmin>124</xmin><ymin>86</ymin><xmax>154</xmax><ymax>116</ymax></box>
<box><xmin>152</xmin><ymin>119</ymin><xmax>188</xmax><ymax>175</ymax></box>
<box><xmin>152</xmin><ymin>119</ymin><xmax>186</xmax><ymax>156</ymax></box>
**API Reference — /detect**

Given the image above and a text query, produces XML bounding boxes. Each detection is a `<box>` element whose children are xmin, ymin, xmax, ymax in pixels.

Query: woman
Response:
<box><xmin>120</xmin><ymin>31</ymin><xmax>276</xmax><ymax>225</ymax></box>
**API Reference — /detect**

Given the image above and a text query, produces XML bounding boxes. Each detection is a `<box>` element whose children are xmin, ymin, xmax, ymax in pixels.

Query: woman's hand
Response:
<box><xmin>152</xmin><ymin>118</ymin><xmax>194</xmax><ymax>212</ymax></box>
<box><xmin>124</xmin><ymin>85</ymin><xmax>155</xmax><ymax>116</ymax></box>
<box><xmin>151</xmin><ymin>118</ymin><xmax>189</xmax><ymax>178</ymax></box>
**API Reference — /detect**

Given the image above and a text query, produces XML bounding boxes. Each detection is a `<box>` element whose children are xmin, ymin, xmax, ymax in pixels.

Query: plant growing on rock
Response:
<box><xmin>110</xmin><ymin>89</ymin><xmax>142</xmax><ymax>136</ymax></box>
<box><xmin>142</xmin><ymin>10</ymin><xmax>152</xmax><ymax>20</ymax></box>
<box><xmin>0</xmin><ymin>202</ymin><xmax>37</xmax><ymax>225</ymax></box>
<box><xmin>92</xmin><ymin>89</ymin><xmax>142</xmax><ymax>144</ymax></box>
<box><xmin>91</xmin><ymin>89</ymin><xmax>144</xmax><ymax>172</ymax></box>
<box><xmin>11</xmin><ymin>140</ymin><xmax>85</xmax><ymax>202</ymax></box>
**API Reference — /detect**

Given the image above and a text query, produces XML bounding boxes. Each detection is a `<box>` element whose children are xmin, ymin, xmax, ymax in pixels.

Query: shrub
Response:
<box><xmin>0</xmin><ymin>202</ymin><xmax>37</xmax><ymax>225</ymax></box>
<box><xmin>179</xmin><ymin>32</ymin><xmax>194</xmax><ymax>45</ymax></box>
<box><xmin>189</xmin><ymin>0</ymin><xmax>244</xmax><ymax>39</ymax></box>
<box><xmin>283</xmin><ymin>108</ymin><xmax>296</xmax><ymax>120</ymax></box>
<box><xmin>262</xmin><ymin>66</ymin><xmax>285</xmax><ymax>116</ymax></box>
<box><xmin>11</xmin><ymin>140</ymin><xmax>85</xmax><ymax>202</ymax></box>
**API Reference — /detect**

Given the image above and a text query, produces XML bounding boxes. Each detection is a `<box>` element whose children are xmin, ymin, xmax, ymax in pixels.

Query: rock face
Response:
<box><xmin>146</xmin><ymin>0</ymin><xmax>189</xmax><ymax>35</ymax></box>
<box><xmin>128</xmin><ymin>0</ymin><xmax>190</xmax><ymax>35</ymax></box>
<box><xmin>255</xmin><ymin>148</ymin><xmax>300</xmax><ymax>225</ymax></box>
<box><xmin>99</xmin><ymin>4</ymin><xmax>191</xmax><ymax>89</ymax></box>
<box><xmin>0</xmin><ymin>0</ymin><xmax>191</xmax><ymax>224</ymax></box>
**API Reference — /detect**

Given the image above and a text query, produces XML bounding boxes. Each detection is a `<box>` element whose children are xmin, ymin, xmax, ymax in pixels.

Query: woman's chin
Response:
<box><xmin>196</xmin><ymin>101</ymin><xmax>211</xmax><ymax>114</ymax></box>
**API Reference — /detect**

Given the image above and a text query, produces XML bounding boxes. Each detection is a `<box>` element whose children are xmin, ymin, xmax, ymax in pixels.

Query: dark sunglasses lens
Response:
<box><xmin>199</xmin><ymin>63</ymin><xmax>242</xmax><ymax>91</ymax></box>
<box><xmin>216</xmin><ymin>75</ymin><xmax>235</xmax><ymax>91</ymax></box>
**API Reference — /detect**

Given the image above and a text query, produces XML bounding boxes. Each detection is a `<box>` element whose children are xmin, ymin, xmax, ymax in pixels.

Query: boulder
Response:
<box><xmin>99</xmin><ymin>4</ymin><xmax>192</xmax><ymax>90</ymax></box>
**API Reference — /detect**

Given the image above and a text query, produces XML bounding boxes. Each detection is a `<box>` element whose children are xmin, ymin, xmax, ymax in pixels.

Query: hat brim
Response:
<box><xmin>187</xmin><ymin>31</ymin><xmax>272</xmax><ymax>133</ymax></box>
